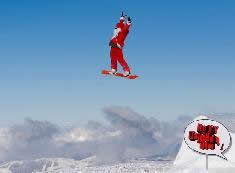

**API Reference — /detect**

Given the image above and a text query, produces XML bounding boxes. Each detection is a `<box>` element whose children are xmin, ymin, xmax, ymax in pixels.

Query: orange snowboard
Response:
<box><xmin>101</xmin><ymin>70</ymin><xmax>138</xmax><ymax>79</ymax></box>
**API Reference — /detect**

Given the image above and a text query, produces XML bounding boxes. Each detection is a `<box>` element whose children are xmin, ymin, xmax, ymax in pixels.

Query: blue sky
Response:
<box><xmin>0</xmin><ymin>0</ymin><xmax>235</xmax><ymax>125</ymax></box>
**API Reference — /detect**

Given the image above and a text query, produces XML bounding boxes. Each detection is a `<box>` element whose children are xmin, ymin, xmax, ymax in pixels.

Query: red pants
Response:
<box><xmin>110</xmin><ymin>47</ymin><xmax>130</xmax><ymax>72</ymax></box>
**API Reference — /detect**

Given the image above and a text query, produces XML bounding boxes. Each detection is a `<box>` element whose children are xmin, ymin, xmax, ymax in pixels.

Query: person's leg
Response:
<box><xmin>117</xmin><ymin>49</ymin><xmax>130</xmax><ymax>74</ymax></box>
<box><xmin>110</xmin><ymin>47</ymin><xmax>117</xmax><ymax>73</ymax></box>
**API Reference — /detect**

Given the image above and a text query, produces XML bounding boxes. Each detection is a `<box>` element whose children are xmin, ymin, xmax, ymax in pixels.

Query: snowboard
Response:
<box><xmin>101</xmin><ymin>70</ymin><xmax>138</xmax><ymax>79</ymax></box>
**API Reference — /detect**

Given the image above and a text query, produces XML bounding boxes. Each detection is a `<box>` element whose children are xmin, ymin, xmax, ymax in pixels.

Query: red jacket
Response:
<box><xmin>110</xmin><ymin>20</ymin><xmax>131</xmax><ymax>48</ymax></box>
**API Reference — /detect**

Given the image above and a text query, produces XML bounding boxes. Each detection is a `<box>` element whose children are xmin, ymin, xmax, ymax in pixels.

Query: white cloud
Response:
<box><xmin>0</xmin><ymin>107</ymin><xmax>234</xmax><ymax>165</ymax></box>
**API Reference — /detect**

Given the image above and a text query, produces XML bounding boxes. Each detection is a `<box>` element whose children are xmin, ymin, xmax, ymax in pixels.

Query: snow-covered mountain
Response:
<box><xmin>0</xmin><ymin>157</ymin><xmax>172</xmax><ymax>173</ymax></box>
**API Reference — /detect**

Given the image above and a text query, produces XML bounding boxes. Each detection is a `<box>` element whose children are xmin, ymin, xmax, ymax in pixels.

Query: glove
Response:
<box><xmin>121</xmin><ymin>11</ymin><xmax>124</xmax><ymax>17</ymax></box>
<box><xmin>127</xmin><ymin>17</ymin><xmax>132</xmax><ymax>25</ymax></box>
<box><xmin>121</xmin><ymin>11</ymin><xmax>127</xmax><ymax>18</ymax></box>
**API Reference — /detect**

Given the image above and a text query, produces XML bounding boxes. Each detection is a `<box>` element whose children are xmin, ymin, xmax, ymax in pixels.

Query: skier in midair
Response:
<box><xmin>109</xmin><ymin>12</ymin><xmax>132</xmax><ymax>77</ymax></box>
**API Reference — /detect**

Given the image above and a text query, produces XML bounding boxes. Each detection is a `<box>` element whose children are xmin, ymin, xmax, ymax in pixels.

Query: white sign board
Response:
<box><xmin>184</xmin><ymin>118</ymin><xmax>231</xmax><ymax>160</ymax></box>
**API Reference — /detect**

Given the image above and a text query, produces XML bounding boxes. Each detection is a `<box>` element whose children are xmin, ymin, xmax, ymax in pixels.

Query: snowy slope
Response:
<box><xmin>0</xmin><ymin>157</ymin><xmax>173</xmax><ymax>173</ymax></box>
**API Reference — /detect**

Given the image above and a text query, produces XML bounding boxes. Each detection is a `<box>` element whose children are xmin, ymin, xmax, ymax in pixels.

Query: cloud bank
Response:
<box><xmin>0</xmin><ymin>106</ymin><xmax>234</xmax><ymax>164</ymax></box>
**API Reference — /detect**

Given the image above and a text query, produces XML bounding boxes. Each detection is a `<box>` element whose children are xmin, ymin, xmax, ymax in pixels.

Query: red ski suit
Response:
<box><xmin>109</xmin><ymin>19</ymin><xmax>131</xmax><ymax>72</ymax></box>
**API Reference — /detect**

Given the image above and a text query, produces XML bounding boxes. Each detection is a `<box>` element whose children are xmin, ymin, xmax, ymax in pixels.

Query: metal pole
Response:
<box><xmin>206</xmin><ymin>154</ymin><xmax>208</xmax><ymax>173</ymax></box>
